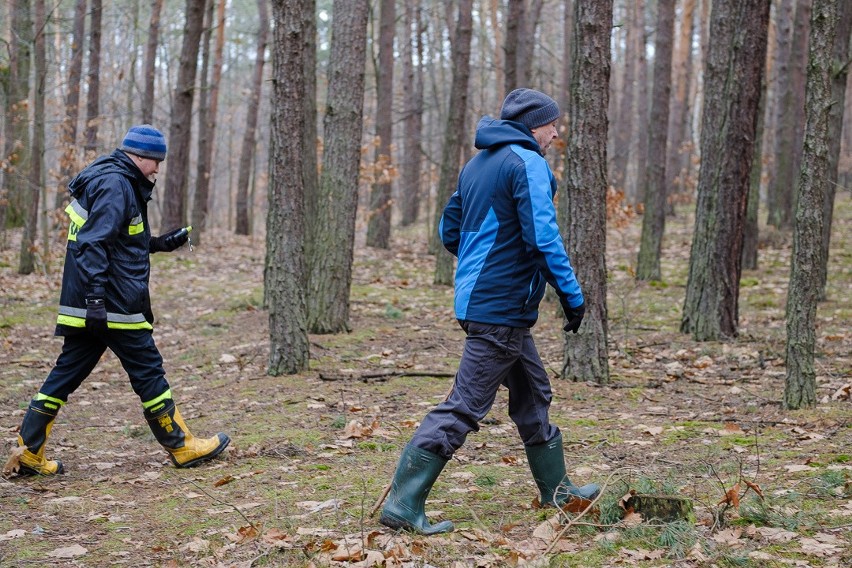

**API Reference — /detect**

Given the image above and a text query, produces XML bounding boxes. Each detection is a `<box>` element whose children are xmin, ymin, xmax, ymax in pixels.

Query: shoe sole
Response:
<box><xmin>172</xmin><ymin>435</ymin><xmax>231</xmax><ymax>469</ymax></box>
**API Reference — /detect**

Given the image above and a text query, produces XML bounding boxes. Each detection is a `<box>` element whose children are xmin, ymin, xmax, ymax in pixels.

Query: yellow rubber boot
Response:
<box><xmin>144</xmin><ymin>396</ymin><xmax>229</xmax><ymax>468</ymax></box>
<box><xmin>15</xmin><ymin>397</ymin><xmax>65</xmax><ymax>476</ymax></box>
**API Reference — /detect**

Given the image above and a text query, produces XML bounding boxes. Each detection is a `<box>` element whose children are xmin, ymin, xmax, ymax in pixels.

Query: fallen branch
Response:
<box><xmin>319</xmin><ymin>370</ymin><xmax>455</xmax><ymax>382</ymax></box>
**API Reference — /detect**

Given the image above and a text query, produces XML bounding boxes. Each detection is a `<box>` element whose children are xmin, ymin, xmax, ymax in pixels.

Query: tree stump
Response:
<box><xmin>629</xmin><ymin>494</ymin><xmax>694</xmax><ymax>523</ymax></box>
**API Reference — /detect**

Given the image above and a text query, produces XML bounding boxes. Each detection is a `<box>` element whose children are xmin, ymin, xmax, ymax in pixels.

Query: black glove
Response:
<box><xmin>85</xmin><ymin>296</ymin><xmax>108</xmax><ymax>334</ymax></box>
<box><xmin>561</xmin><ymin>300</ymin><xmax>585</xmax><ymax>334</ymax></box>
<box><xmin>150</xmin><ymin>227</ymin><xmax>189</xmax><ymax>253</ymax></box>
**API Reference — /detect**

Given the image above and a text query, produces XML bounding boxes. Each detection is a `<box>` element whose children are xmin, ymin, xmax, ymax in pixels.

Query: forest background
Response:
<box><xmin>1</xmin><ymin>0</ymin><xmax>851</xmax><ymax>566</ymax></box>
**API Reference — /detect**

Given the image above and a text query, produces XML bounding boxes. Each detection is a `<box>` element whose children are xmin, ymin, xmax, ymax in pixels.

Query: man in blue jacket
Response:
<box><xmin>8</xmin><ymin>125</ymin><xmax>229</xmax><ymax>476</ymax></box>
<box><xmin>380</xmin><ymin>89</ymin><xmax>599</xmax><ymax>534</ymax></box>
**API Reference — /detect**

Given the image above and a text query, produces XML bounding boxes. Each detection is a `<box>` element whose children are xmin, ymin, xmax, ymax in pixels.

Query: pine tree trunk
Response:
<box><xmin>306</xmin><ymin>0</ymin><xmax>369</xmax><ymax>334</ymax></box>
<box><xmin>366</xmin><ymin>0</ymin><xmax>396</xmax><ymax>249</ymax></box>
<box><xmin>818</xmin><ymin>0</ymin><xmax>852</xmax><ymax>299</ymax></box>
<box><xmin>192</xmin><ymin>0</ymin><xmax>225</xmax><ymax>246</ymax></box>
<box><xmin>433</xmin><ymin>0</ymin><xmax>473</xmax><ymax>286</ymax></box>
<box><xmin>400</xmin><ymin>0</ymin><xmax>424</xmax><ymax>227</ymax></box>
<box><xmin>266</xmin><ymin>0</ymin><xmax>309</xmax><ymax>375</ymax></box>
<box><xmin>784</xmin><ymin>0</ymin><xmax>835</xmax><ymax>410</ymax></box>
<box><xmin>162</xmin><ymin>0</ymin><xmax>207</xmax><ymax>230</ymax></box>
<box><xmin>56</xmin><ymin>0</ymin><xmax>87</xmax><ymax>210</ymax></box>
<box><xmin>235</xmin><ymin>0</ymin><xmax>268</xmax><ymax>236</ymax></box>
<box><xmin>743</xmin><ymin>72</ymin><xmax>768</xmax><ymax>271</ymax></box>
<box><xmin>665</xmin><ymin>0</ymin><xmax>695</xmax><ymax>201</ymax></box>
<box><xmin>504</xmin><ymin>0</ymin><xmax>524</xmax><ymax>92</ymax></box>
<box><xmin>301</xmin><ymin>0</ymin><xmax>319</xmax><ymax>237</ymax></box>
<box><xmin>636</xmin><ymin>0</ymin><xmax>675</xmax><ymax>281</ymax></box>
<box><xmin>610</xmin><ymin>0</ymin><xmax>640</xmax><ymax>193</ymax></box>
<box><xmin>83</xmin><ymin>0</ymin><xmax>102</xmax><ymax>156</ymax></box>
<box><xmin>561</xmin><ymin>0</ymin><xmax>612</xmax><ymax>384</ymax></box>
<box><xmin>19</xmin><ymin>0</ymin><xmax>45</xmax><ymax>275</ymax></box>
<box><xmin>141</xmin><ymin>0</ymin><xmax>163</xmax><ymax>125</ymax></box>
<box><xmin>681</xmin><ymin>0</ymin><xmax>770</xmax><ymax>341</ymax></box>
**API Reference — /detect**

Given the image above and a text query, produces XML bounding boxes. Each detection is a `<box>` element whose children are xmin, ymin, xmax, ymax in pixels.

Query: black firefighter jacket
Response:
<box><xmin>56</xmin><ymin>150</ymin><xmax>157</xmax><ymax>334</ymax></box>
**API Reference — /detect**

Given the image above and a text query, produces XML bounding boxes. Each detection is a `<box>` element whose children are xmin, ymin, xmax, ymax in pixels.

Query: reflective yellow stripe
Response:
<box><xmin>129</xmin><ymin>214</ymin><xmax>144</xmax><ymax>235</ymax></box>
<box><xmin>142</xmin><ymin>389</ymin><xmax>173</xmax><ymax>410</ymax></box>
<box><xmin>57</xmin><ymin>314</ymin><xmax>85</xmax><ymax>327</ymax></box>
<box><xmin>65</xmin><ymin>201</ymin><xmax>87</xmax><ymax>227</ymax></box>
<box><xmin>56</xmin><ymin>315</ymin><xmax>153</xmax><ymax>330</ymax></box>
<box><xmin>110</xmin><ymin>320</ymin><xmax>153</xmax><ymax>330</ymax></box>
<box><xmin>35</xmin><ymin>393</ymin><xmax>66</xmax><ymax>407</ymax></box>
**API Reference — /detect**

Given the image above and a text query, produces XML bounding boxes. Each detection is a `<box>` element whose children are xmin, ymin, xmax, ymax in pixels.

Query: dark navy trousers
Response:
<box><xmin>410</xmin><ymin>321</ymin><xmax>560</xmax><ymax>460</ymax></box>
<box><xmin>38</xmin><ymin>329</ymin><xmax>170</xmax><ymax>405</ymax></box>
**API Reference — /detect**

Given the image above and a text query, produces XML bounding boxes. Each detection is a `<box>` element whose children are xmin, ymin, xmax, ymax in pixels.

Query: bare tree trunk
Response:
<box><xmin>399</xmin><ymin>0</ymin><xmax>424</xmax><ymax>227</ymax></box>
<box><xmin>83</xmin><ymin>0</ymin><xmax>102</xmax><ymax>156</ymax></box>
<box><xmin>742</xmin><ymin>75</ymin><xmax>767</xmax><ymax>271</ymax></box>
<box><xmin>681</xmin><ymin>0</ymin><xmax>770</xmax><ymax>341</ymax></box>
<box><xmin>19</xmin><ymin>0</ymin><xmax>45</xmax><ymax>274</ymax></box>
<box><xmin>235</xmin><ymin>0</ymin><xmax>269</xmax><ymax>236</ymax></box>
<box><xmin>141</xmin><ymin>0</ymin><xmax>164</xmax><ymax>124</ymax></box>
<box><xmin>610</xmin><ymin>0</ymin><xmax>641</xmax><ymax>193</ymax></box>
<box><xmin>516</xmin><ymin>0</ymin><xmax>544</xmax><ymax>86</ymax></box>
<box><xmin>1</xmin><ymin>0</ymin><xmax>33</xmax><ymax>237</ymax></box>
<box><xmin>266</xmin><ymin>0</ymin><xmax>309</xmax><ymax>375</ymax></box>
<box><xmin>818</xmin><ymin>0</ymin><xmax>852</xmax><ymax>299</ymax></box>
<box><xmin>625</xmin><ymin>1</ymin><xmax>648</xmax><ymax>204</ymax></box>
<box><xmin>301</xmin><ymin>0</ymin><xmax>319</xmax><ymax>236</ymax></box>
<box><xmin>365</xmin><ymin>0</ymin><xmax>396</xmax><ymax>249</ymax></box>
<box><xmin>784</xmin><ymin>0</ymin><xmax>835</xmax><ymax>410</ymax></box>
<box><xmin>490</xmin><ymin>0</ymin><xmax>504</xmax><ymax>105</ymax></box>
<box><xmin>560</xmin><ymin>0</ymin><xmax>574</xmax><ymax>113</ymax></box>
<box><xmin>306</xmin><ymin>0</ymin><xmax>369</xmax><ymax>333</ymax></box>
<box><xmin>665</xmin><ymin>0</ymin><xmax>696</xmax><ymax>201</ymax></box>
<box><xmin>56</xmin><ymin>0</ymin><xmax>87</xmax><ymax>210</ymax></box>
<box><xmin>434</xmin><ymin>0</ymin><xmax>473</xmax><ymax>285</ymax></box>
<box><xmin>162</xmin><ymin>0</ymin><xmax>207</xmax><ymax>230</ymax></box>
<box><xmin>504</xmin><ymin>0</ymin><xmax>524</xmax><ymax>93</ymax></box>
<box><xmin>767</xmin><ymin>0</ymin><xmax>811</xmax><ymax>229</ymax></box>
<box><xmin>192</xmin><ymin>0</ymin><xmax>225</xmax><ymax>246</ymax></box>
<box><xmin>561</xmin><ymin>0</ymin><xmax>612</xmax><ymax>384</ymax></box>
<box><xmin>636</xmin><ymin>0</ymin><xmax>675</xmax><ymax>281</ymax></box>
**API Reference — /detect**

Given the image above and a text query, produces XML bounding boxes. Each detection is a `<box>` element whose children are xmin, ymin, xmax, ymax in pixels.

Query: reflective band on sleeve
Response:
<box><xmin>142</xmin><ymin>389</ymin><xmax>173</xmax><ymax>410</ymax></box>
<box><xmin>65</xmin><ymin>200</ymin><xmax>88</xmax><ymax>227</ymax></box>
<box><xmin>57</xmin><ymin>306</ymin><xmax>154</xmax><ymax>330</ymax></box>
<box><xmin>129</xmin><ymin>214</ymin><xmax>144</xmax><ymax>235</ymax></box>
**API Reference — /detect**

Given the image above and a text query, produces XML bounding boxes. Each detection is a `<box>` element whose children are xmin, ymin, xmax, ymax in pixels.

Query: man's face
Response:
<box><xmin>531</xmin><ymin>120</ymin><xmax>559</xmax><ymax>153</ymax></box>
<box><xmin>130</xmin><ymin>154</ymin><xmax>162</xmax><ymax>182</ymax></box>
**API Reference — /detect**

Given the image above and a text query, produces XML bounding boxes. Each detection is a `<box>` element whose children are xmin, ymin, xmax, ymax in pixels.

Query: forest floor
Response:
<box><xmin>0</xmin><ymin>193</ymin><xmax>850</xmax><ymax>568</ymax></box>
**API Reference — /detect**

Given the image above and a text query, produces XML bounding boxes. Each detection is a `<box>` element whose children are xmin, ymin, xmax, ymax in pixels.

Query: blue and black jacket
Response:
<box><xmin>56</xmin><ymin>150</ymin><xmax>157</xmax><ymax>334</ymax></box>
<box><xmin>439</xmin><ymin>117</ymin><xmax>584</xmax><ymax>328</ymax></box>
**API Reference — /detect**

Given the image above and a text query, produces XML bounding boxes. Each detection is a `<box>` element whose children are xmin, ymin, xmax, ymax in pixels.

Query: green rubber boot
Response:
<box><xmin>525</xmin><ymin>432</ymin><xmax>600</xmax><ymax>507</ymax></box>
<box><xmin>16</xmin><ymin>396</ymin><xmax>65</xmax><ymax>476</ymax></box>
<box><xmin>144</xmin><ymin>395</ymin><xmax>229</xmax><ymax>468</ymax></box>
<box><xmin>379</xmin><ymin>444</ymin><xmax>454</xmax><ymax>535</ymax></box>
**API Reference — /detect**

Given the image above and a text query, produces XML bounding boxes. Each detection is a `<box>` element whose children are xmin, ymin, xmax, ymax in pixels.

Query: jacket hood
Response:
<box><xmin>68</xmin><ymin>149</ymin><xmax>155</xmax><ymax>200</ymax></box>
<box><xmin>474</xmin><ymin>116</ymin><xmax>542</xmax><ymax>154</ymax></box>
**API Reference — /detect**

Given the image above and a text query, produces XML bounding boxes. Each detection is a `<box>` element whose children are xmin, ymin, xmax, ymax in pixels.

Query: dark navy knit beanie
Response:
<box><xmin>119</xmin><ymin>125</ymin><xmax>167</xmax><ymax>161</ymax></box>
<box><xmin>500</xmin><ymin>88</ymin><xmax>560</xmax><ymax>130</ymax></box>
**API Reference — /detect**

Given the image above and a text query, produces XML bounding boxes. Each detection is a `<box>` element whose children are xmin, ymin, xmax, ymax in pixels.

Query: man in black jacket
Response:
<box><xmin>8</xmin><ymin>125</ymin><xmax>229</xmax><ymax>476</ymax></box>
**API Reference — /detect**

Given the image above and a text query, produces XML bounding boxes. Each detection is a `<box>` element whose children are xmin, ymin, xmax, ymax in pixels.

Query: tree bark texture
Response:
<box><xmin>235</xmin><ymin>0</ymin><xmax>269</xmax><ymax>236</ymax></box>
<box><xmin>742</xmin><ymin>77</ymin><xmax>767</xmax><ymax>271</ymax></box>
<box><xmin>610</xmin><ymin>0</ymin><xmax>641</xmax><ymax>193</ymax></box>
<box><xmin>400</xmin><ymin>0</ymin><xmax>424</xmax><ymax>227</ymax></box>
<box><xmin>56</xmin><ymin>0</ymin><xmax>87</xmax><ymax>210</ymax></box>
<box><xmin>1</xmin><ymin>0</ymin><xmax>33</xmax><ymax>233</ymax></box>
<box><xmin>680</xmin><ymin>0</ymin><xmax>770</xmax><ymax>341</ymax></box>
<box><xmin>19</xmin><ymin>0</ymin><xmax>46</xmax><ymax>274</ymax></box>
<box><xmin>141</xmin><ymin>0</ymin><xmax>164</xmax><ymax>125</ymax></box>
<box><xmin>162</xmin><ymin>0</ymin><xmax>207</xmax><ymax>230</ymax></box>
<box><xmin>665</xmin><ymin>0</ymin><xmax>696</xmax><ymax>199</ymax></box>
<box><xmin>306</xmin><ymin>0</ymin><xmax>369</xmax><ymax>334</ymax></box>
<box><xmin>366</xmin><ymin>0</ymin><xmax>396</xmax><ymax>249</ymax></box>
<box><xmin>301</xmin><ymin>0</ymin><xmax>319</xmax><ymax>241</ymax></box>
<box><xmin>83</xmin><ymin>0</ymin><xmax>102</xmax><ymax>155</ymax></box>
<box><xmin>636</xmin><ymin>0</ymin><xmax>675</xmax><ymax>281</ymax></box>
<box><xmin>561</xmin><ymin>0</ymin><xmax>612</xmax><ymax>384</ymax></box>
<box><xmin>266</xmin><ymin>0</ymin><xmax>309</xmax><ymax>375</ymax></box>
<box><xmin>433</xmin><ymin>0</ymin><xmax>473</xmax><ymax>286</ymax></box>
<box><xmin>784</xmin><ymin>0</ymin><xmax>836</xmax><ymax>410</ymax></box>
<box><xmin>818</xmin><ymin>0</ymin><xmax>852</xmax><ymax>299</ymax></box>
<box><xmin>504</xmin><ymin>0</ymin><xmax>524</xmax><ymax>93</ymax></box>
<box><xmin>560</xmin><ymin>0</ymin><xmax>575</xmax><ymax>113</ymax></box>
<box><xmin>767</xmin><ymin>0</ymin><xmax>811</xmax><ymax>229</ymax></box>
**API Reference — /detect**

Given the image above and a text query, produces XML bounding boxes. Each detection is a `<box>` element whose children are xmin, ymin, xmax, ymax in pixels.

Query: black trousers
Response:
<box><xmin>37</xmin><ymin>329</ymin><xmax>170</xmax><ymax>405</ymax></box>
<box><xmin>410</xmin><ymin>321</ymin><xmax>559</xmax><ymax>460</ymax></box>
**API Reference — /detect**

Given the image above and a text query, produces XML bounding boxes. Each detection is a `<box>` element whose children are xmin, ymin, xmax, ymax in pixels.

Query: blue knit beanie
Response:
<box><xmin>500</xmin><ymin>88</ymin><xmax>560</xmax><ymax>130</ymax></box>
<box><xmin>119</xmin><ymin>125</ymin><xmax>167</xmax><ymax>161</ymax></box>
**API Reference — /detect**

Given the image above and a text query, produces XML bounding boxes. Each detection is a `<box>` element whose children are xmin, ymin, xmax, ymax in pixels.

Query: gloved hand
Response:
<box><xmin>561</xmin><ymin>300</ymin><xmax>585</xmax><ymax>334</ymax></box>
<box><xmin>85</xmin><ymin>296</ymin><xmax>108</xmax><ymax>334</ymax></box>
<box><xmin>150</xmin><ymin>226</ymin><xmax>190</xmax><ymax>253</ymax></box>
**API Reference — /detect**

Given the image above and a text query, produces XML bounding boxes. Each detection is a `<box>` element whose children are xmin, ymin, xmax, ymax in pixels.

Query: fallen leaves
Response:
<box><xmin>2</xmin><ymin>445</ymin><xmax>26</xmax><ymax>477</ymax></box>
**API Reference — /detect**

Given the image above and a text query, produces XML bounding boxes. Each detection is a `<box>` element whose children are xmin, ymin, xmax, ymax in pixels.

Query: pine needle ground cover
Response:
<box><xmin>1</xmin><ymin>194</ymin><xmax>850</xmax><ymax>567</ymax></box>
